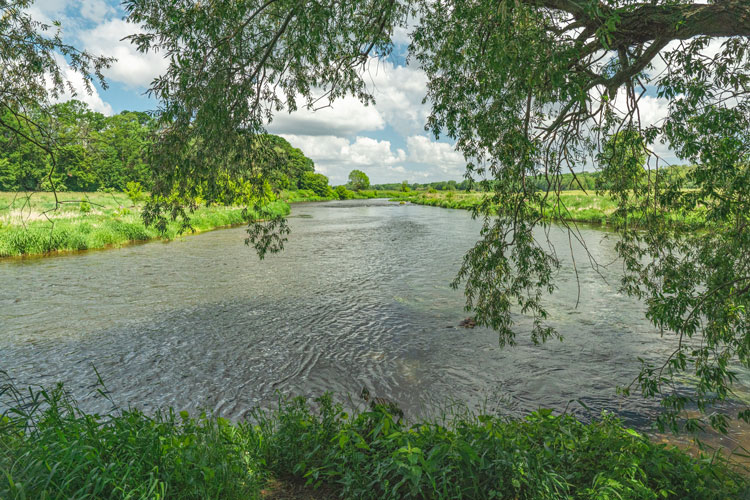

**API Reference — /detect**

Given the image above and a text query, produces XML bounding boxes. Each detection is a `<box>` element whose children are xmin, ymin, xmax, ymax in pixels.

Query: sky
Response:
<box><xmin>30</xmin><ymin>0</ymin><xmax>685</xmax><ymax>185</ymax></box>
<box><xmin>29</xmin><ymin>0</ymin><xmax>468</xmax><ymax>185</ymax></box>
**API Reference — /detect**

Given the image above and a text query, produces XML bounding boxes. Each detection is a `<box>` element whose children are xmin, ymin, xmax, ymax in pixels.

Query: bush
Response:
<box><xmin>2</xmin><ymin>382</ymin><xmax>746</xmax><ymax>500</ymax></box>
<box><xmin>335</xmin><ymin>185</ymin><xmax>353</xmax><ymax>200</ymax></box>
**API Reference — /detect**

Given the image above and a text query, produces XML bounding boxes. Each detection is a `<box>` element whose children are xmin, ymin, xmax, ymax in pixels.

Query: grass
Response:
<box><xmin>394</xmin><ymin>190</ymin><xmax>707</xmax><ymax>227</ymax></box>
<box><xmin>1</xmin><ymin>375</ymin><xmax>747</xmax><ymax>500</ymax></box>
<box><xmin>0</xmin><ymin>192</ymin><xmax>290</xmax><ymax>257</ymax></box>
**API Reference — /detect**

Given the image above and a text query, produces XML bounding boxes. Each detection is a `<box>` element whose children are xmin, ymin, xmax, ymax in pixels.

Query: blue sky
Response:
<box><xmin>32</xmin><ymin>1</ymin><xmax>684</xmax><ymax>183</ymax></box>
<box><xmin>31</xmin><ymin>0</ymin><xmax>467</xmax><ymax>185</ymax></box>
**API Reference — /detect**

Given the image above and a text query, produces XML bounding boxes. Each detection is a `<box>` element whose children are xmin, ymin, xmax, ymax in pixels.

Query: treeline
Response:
<box><xmin>373</xmin><ymin>167</ymin><xmax>696</xmax><ymax>193</ymax></box>
<box><xmin>0</xmin><ymin>101</ymin><xmax>322</xmax><ymax>194</ymax></box>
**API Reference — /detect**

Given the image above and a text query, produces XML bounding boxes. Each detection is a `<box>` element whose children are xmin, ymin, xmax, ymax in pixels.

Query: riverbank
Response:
<box><xmin>1</xmin><ymin>381</ymin><xmax>746</xmax><ymax>500</ymax></box>
<box><xmin>395</xmin><ymin>190</ymin><xmax>706</xmax><ymax>227</ymax></box>
<box><xmin>0</xmin><ymin>192</ymin><xmax>289</xmax><ymax>257</ymax></box>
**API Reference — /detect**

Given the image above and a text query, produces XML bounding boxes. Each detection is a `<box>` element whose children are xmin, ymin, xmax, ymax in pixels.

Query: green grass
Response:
<box><xmin>0</xmin><ymin>192</ymin><xmax>290</xmax><ymax>257</ymax></box>
<box><xmin>395</xmin><ymin>190</ymin><xmax>707</xmax><ymax>227</ymax></box>
<box><xmin>1</xmin><ymin>376</ymin><xmax>747</xmax><ymax>500</ymax></box>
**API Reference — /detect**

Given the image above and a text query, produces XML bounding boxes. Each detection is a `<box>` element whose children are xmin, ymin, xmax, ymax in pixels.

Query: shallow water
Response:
<box><xmin>1</xmin><ymin>199</ymin><xmax>747</xmax><ymax>431</ymax></box>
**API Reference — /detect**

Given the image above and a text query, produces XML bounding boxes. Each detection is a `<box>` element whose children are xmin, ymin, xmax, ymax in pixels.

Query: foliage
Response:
<box><xmin>348</xmin><ymin>169</ymin><xmax>370</xmax><ymax>191</ymax></box>
<box><xmin>335</xmin><ymin>185</ymin><xmax>353</xmax><ymax>200</ymax></box>
<box><xmin>0</xmin><ymin>1</ymin><xmax>112</xmax><ymax>195</ymax></box>
<box><xmin>125</xmin><ymin>181</ymin><xmax>146</xmax><ymax>206</ymax></box>
<box><xmin>0</xmin><ymin>375</ymin><xmax>262</xmax><ymax>499</ymax></box>
<box><xmin>4</xmin><ymin>379</ymin><xmax>744</xmax><ymax>500</ymax></box>
<box><xmin>400</xmin><ymin>180</ymin><xmax>411</xmax><ymax>192</ymax></box>
<box><xmin>0</xmin><ymin>102</ymin><xmax>155</xmax><ymax>192</ymax></box>
<box><xmin>298</xmin><ymin>172</ymin><xmax>334</xmax><ymax>197</ymax></box>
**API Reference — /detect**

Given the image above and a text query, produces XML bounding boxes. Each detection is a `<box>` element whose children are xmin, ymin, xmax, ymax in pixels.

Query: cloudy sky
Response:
<box><xmin>30</xmin><ymin>0</ymin><xmax>468</xmax><ymax>185</ymax></box>
<box><xmin>32</xmin><ymin>1</ymin><xmax>688</xmax><ymax>185</ymax></box>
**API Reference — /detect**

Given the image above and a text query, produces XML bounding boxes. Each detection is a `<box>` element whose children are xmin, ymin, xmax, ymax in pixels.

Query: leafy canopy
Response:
<box><xmin>0</xmin><ymin>0</ymin><xmax>112</xmax><ymax>202</ymax></box>
<box><xmin>348</xmin><ymin>169</ymin><xmax>370</xmax><ymax>191</ymax></box>
<box><xmin>126</xmin><ymin>0</ymin><xmax>750</xmax><ymax>430</ymax></box>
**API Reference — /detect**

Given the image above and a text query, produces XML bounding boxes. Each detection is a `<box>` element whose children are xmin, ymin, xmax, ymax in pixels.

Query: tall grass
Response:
<box><xmin>0</xmin><ymin>376</ymin><xmax>262</xmax><ymax>499</ymax></box>
<box><xmin>0</xmin><ymin>201</ymin><xmax>289</xmax><ymax>257</ymax></box>
<box><xmin>2</xmin><ymin>376</ymin><xmax>746</xmax><ymax>500</ymax></box>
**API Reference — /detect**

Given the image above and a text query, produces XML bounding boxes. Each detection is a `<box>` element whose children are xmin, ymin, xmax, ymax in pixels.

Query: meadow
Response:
<box><xmin>0</xmin><ymin>191</ymin><xmax>289</xmax><ymax>258</ymax></box>
<box><xmin>397</xmin><ymin>190</ymin><xmax>706</xmax><ymax>227</ymax></box>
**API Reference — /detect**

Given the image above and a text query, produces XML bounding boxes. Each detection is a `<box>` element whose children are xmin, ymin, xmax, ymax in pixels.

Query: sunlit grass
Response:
<box><xmin>0</xmin><ymin>191</ymin><xmax>290</xmax><ymax>257</ymax></box>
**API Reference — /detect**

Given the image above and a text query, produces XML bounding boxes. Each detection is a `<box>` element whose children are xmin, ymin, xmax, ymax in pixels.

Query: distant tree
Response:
<box><xmin>596</xmin><ymin>129</ymin><xmax>647</xmax><ymax>193</ymax></box>
<box><xmin>400</xmin><ymin>180</ymin><xmax>411</xmax><ymax>192</ymax></box>
<box><xmin>347</xmin><ymin>169</ymin><xmax>370</xmax><ymax>191</ymax></box>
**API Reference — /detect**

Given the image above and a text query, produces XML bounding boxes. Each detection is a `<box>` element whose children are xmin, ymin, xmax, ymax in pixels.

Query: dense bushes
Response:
<box><xmin>259</xmin><ymin>395</ymin><xmax>746</xmax><ymax>500</ymax></box>
<box><xmin>2</xmin><ymin>380</ymin><xmax>746</xmax><ymax>500</ymax></box>
<box><xmin>0</xmin><ymin>380</ymin><xmax>261</xmax><ymax>499</ymax></box>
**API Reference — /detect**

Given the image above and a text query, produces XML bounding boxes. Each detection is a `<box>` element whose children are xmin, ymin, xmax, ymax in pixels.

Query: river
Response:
<box><xmin>1</xmin><ymin>199</ymin><xmax>748</xmax><ymax>436</ymax></box>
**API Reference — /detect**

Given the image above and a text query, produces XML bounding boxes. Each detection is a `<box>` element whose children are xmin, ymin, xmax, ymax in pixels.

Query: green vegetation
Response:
<box><xmin>2</xmin><ymin>379</ymin><xmax>746</xmax><ymax>500</ymax></box>
<box><xmin>0</xmin><ymin>100</ymin><xmax>319</xmax><ymax>196</ymax></box>
<box><xmin>0</xmin><ymin>191</ymin><xmax>289</xmax><ymax>257</ymax></box>
<box><xmin>347</xmin><ymin>169</ymin><xmax>370</xmax><ymax>191</ymax></box>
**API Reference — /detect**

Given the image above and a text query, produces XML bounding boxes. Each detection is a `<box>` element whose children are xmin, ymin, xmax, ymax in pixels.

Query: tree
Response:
<box><xmin>0</xmin><ymin>1</ymin><xmax>112</xmax><ymax>200</ymax></box>
<box><xmin>125</xmin><ymin>0</ymin><xmax>750</xmax><ymax>431</ymax></box>
<box><xmin>400</xmin><ymin>180</ymin><xmax>411</xmax><ymax>192</ymax></box>
<box><xmin>299</xmin><ymin>172</ymin><xmax>332</xmax><ymax>197</ymax></box>
<box><xmin>348</xmin><ymin>169</ymin><xmax>370</xmax><ymax>191</ymax></box>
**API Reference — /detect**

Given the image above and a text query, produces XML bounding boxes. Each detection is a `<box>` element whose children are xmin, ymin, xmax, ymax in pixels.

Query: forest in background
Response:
<box><xmin>0</xmin><ymin>100</ymin><xmax>321</xmax><ymax>194</ymax></box>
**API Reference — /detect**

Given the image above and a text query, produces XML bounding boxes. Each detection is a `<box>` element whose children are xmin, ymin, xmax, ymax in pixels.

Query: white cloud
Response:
<box><xmin>79</xmin><ymin>18</ymin><xmax>169</xmax><ymax>89</ymax></box>
<box><xmin>364</xmin><ymin>60</ymin><xmax>429</xmax><ymax>137</ymax></box>
<box><xmin>268</xmin><ymin>95</ymin><xmax>386</xmax><ymax>136</ymax></box>
<box><xmin>49</xmin><ymin>56</ymin><xmax>113</xmax><ymax>115</ymax></box>
<box><xmin>406</xmin><ymin>135</ymin><xmax>465</xmax><ymax>176</ymax></box>
<box><xmin>79</xmin><ymin>0</ymin><xmax>116</xmax><ymax>23</ymax></box>
<box><xmin>280</xmin><ymin>135</ymin><xmax>406</xmax><ymax>182</ymax></box>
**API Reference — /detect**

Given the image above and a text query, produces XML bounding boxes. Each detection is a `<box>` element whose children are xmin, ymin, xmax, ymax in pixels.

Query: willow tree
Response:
<box><xmin>124</xmin><ymin>0</ymin><xmax>750</xmax><ymax>432</ymax></box>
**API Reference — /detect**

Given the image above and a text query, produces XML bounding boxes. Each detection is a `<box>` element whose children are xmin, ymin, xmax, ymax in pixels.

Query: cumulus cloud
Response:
<box><xmin>269</xmin><ymin>96</ymin><xmax>386</xmax><ymax>136</ymax></box>
<box><xmin>79</xmin><ymin>18</ymin><xmax>169</xmax><ymax>89</ymax></box>
<box><xmin>406</xmin><ymin>136</ymin><xmax>465</xmax><ymax>176</ymax></box>
<box><xmin>49</xmin><ymin>55</ymin><xmax>113</xmax><ymax>115</ymax></box>
<box><xmin>280</xmin><ymin>134</ymin><xmax>407</xmax><ymax>182</ymax></box>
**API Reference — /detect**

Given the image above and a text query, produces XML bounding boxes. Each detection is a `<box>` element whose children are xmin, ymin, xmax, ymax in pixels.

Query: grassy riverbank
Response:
<box><xmin>0</xmin><ymin>192</ymin><xmax>289</xmax><ymax>257</ymax></box>
<box><xmin>0</xmin><ymin>380</ymin><xmax>746</xmax><ymax>500</ymax></box>
<box><xmin>395</xmin><ymin>190</ymin><xmax>707</xmax><ymax>227</ymax></box>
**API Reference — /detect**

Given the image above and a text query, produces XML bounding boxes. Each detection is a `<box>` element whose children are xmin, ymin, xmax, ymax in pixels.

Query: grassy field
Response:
<box><xmin>0</xmin><ymin>191</ymin><xmax>289</xmax><ymax>258</ymax></box>
<box><xmin>1</xmin><ymin>377</ymin><xmax>746</xmax><ymax>500</ymax></box>
<box><xmin>397</xmin><ymin>190</ymin><xmax>618</xmax><ymax>224</ymax></box>
<box><xmin>396</xmin><ymin>190</ymin><xmax>707</xmax><ymax>227</ymax></box>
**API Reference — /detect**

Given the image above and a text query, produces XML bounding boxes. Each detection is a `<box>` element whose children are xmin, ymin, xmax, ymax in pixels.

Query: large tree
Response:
<box><xmin>124</xmin><ymin>0</ymin><xmax>749</xmax><ymax>432</ymax></box>
<box><xmin>0</xmin><ymin>0</ymin><xmax>112</xmax><ymax>202</ymax></box>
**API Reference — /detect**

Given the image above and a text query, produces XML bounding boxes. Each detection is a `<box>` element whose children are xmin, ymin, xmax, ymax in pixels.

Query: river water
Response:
<box><xmin>1</xmin><ymin>199</ymin><xmax>748</xmax><ymax>433</ymax></box>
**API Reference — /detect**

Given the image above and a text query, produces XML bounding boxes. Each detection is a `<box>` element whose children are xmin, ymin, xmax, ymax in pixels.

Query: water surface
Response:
<box><xmin>1</xmin><ymin>200</ymin><xmax>745</xmax><ymax>432</ymax></box>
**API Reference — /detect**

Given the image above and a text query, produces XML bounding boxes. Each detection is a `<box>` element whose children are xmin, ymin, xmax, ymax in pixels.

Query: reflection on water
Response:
<box><xmin>1</xmin><ymin>200</ymin><xmax>747</xmax><ymax>437</ymax></box>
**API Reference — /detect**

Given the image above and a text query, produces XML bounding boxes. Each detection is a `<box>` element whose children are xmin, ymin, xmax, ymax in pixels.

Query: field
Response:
<box><xmin>397</xmin><ymin>190</ymin><xmax>707</xmax><ymax>227</ymax></box>
<box><xmin>0</xmin><ymin>191</ymin><xmax>289</xmax><ymax>258</ymax></box>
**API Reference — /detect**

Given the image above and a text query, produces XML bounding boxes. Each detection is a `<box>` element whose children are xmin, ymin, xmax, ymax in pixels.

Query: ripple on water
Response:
<box><xmin>1</xmin><ymin>199</ymin><xmax>747</xmax><ymax>436</ymax></box>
